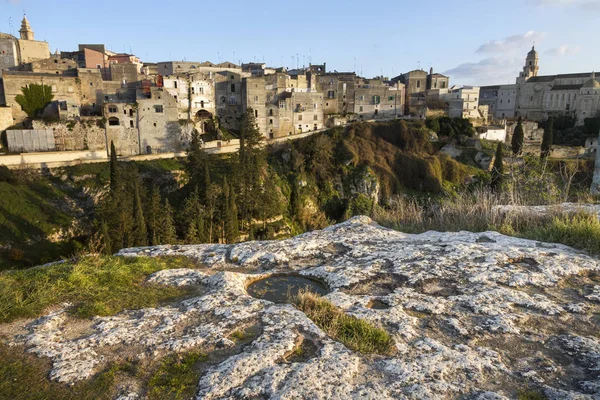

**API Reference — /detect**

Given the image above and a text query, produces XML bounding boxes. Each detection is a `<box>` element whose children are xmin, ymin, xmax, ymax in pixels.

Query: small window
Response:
<box><xmin>298</xmin><ymin>115</ymin><xmax>303</xmax><ymax>121</ymax></box>
<box><xmin>269</xmin><ymin>119</ymin><xmax>273</xmax><ymax>124</ymax></box>
<box><xmin>269</xmin><ymin>109</ymin><xmax>273</xmax><ymax>116</ymax></box>
<box><xmin>416</xmin><ymin>81</ymin><xmax>421</xmax><ymax>89</ymax></box>
<box><xmin>130</xmin><ymin>120</ymin><xmax>134</xmax><ymax>127</ymax></box>
<box><xmin>154</xmin><ymin>105</ymin><xmax>164</xmax><ymax>113</ymax></box>
<box><xmin>327</xmin><ymin>91</ymin><xmax>335</xmax><ymax>99</ymax></box>
<box><xmin>108</xmin><ymin>106</ymin><xmax>118</xmax><ymax>113</ymax></box>
<box><xmin>255</xmin><ymin>110</ymin><xmax>258</xmax><ymax>118</ymax></box>
<box><xmin>231</xmin><ymin>84</ymin><xmax>236</xmax><ymax>92</ymax></box>
<box><xmin>124</xmin><ymin>110</ymin><xmax>127</xmax><ymax>115</ymax></box>
<box><xmin>108</xmin><ymin>117</ymin><xmax>120</xmax><ymax>126</ymax></box>
<box><xmin>313</xmin><ymin>115</ymin><xmax>318</xmax><ymax>121</ymax></box>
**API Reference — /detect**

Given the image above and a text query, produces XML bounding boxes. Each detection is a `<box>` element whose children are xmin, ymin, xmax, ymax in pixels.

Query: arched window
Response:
<box><xmin>108</xmin><ymin>117</ymin><xmax>120</xmax><ymax>126</ymax></box>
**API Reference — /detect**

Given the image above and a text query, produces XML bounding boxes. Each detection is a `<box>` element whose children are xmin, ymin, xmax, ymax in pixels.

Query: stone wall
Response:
<box><xmin>32</xmin><ymin>118</ymin><xmax>107</xmax><ymax>152</ymax></box>
<box><xmin>0</xmin><ymin>107</ymin><xmax>13</xmax><ymax>135</ymax></box>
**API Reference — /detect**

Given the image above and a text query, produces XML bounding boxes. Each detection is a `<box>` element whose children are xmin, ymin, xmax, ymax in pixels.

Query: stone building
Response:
<box><xmin>163</xmin><ymin>72</ymin><xmax>217</xmax><ymax>132</ymax></box>
<box><xmin>242</xmin><ymin>73</ymin><xmax>324</xmax><ymax>138</ymax></box>
<box><xmin>391</xmin><ymin>68</ymin><xmax>449</xmax><ymax>116</ymax></box>
<box><xmin>315</xmin><ymin>72</ymin><xmax>357</xmax><ymax>116</ymax></box>
<box><xmin>443</xmin><ymin>86</ymin><xmax>485</xmax><ymax>120</ymax></box>
<box><xmin>481</xmin><ymin>47</ymin><xmax>599</xmax><ymax>125</ymax></box>
<box><xmin>592</xmin><ymin>129</ymin><xmax>600</xmax><ymax>196</ymax></box>
<box><xmin>0</xmin><ymin>16</ymin><xmax>50</xmax><ymax>74</ymax></box>
<box><xmin>353</xmin><ymin>78</ymin><xmax>404</xmax><ymax>120</ymax></box>
<box><xmin>157</xmin><ymin>61</ymin><xmax>241</xmax><ymax>76</ymax></box>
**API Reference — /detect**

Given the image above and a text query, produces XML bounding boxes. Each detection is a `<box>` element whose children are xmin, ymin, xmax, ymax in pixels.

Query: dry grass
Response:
<box><xmin>291</xmin><ymin>290</ymin><xmax>394</xmax><ymax>355</ymax></box>
<box><xmin>373</xmin><ymin>190</ymin><xmax>600</xmax><ymax>255</ymax></box>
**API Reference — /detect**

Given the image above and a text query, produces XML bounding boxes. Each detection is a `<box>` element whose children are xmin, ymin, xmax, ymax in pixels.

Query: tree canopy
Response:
<box><xmin>15</xmin><ymin>84</ymin><xmax>54</xmax><ymax>118</ymax></box>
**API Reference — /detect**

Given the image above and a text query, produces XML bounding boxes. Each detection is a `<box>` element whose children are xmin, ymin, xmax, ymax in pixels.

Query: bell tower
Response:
<box><xmin>19</xmin><ymin>15</ymin><xmax>34</xmax><ymax>41</ymax></box>
<box><xmin>517</xmin><ymin>46</ymin><xmax>539</xmax><ymax>84</ymax></box>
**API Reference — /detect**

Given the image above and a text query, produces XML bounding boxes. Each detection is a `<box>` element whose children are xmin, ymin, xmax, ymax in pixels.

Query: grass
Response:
<box><xmin>146</xmin><ymin>352</ymin><xmax>207</xmax><ymax>400</ymax></box>
<box><xmin>0</xmin><ymin>255</ymin><xmax>197</xmax><ymax>323</ymax></box>
<box><xmin>373</xmin><ymin>190</ymin><xmax>600</xmax><ymax>256</ymax></box>
<box><xmin>518</xmin><ymin>389</ymin><xmax>548</xmax><ymax>400</ymax></box>
<box><xmin>0</xmin><ymin>343</ymin><xmax>134</xmax><ymax>400</ymax></box>
<box><xmin>291</xmin><ymin>290</ymin><xmax>394</xmax><ymax>355</ymax></box>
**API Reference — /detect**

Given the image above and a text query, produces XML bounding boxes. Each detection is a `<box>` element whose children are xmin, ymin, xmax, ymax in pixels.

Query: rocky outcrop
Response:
<box><xmin>5</xmin><ymin>216</ymin><xmax>600</xmax><ymax>399</ymax></box>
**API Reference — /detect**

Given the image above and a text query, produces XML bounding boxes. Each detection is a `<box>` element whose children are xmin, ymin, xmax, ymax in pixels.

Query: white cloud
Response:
<box><xmin>545</xmin><ymin>44</ymin><xmax>581</xmax><ymax>56</ymax></box>
<box><xmin>476</xmin><ymin>31</ymin><xmax>545</xmax><ymax>54</ymax></box>
<box><xmin>443</xmin><ymin>57</ymin><xmax>522</xmax><ymax>86</ymax></box>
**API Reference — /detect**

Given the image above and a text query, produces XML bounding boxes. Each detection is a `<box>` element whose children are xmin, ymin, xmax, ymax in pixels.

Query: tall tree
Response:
<box><xmin>146</xmin><ymin>186</ymin><xmax>161</xmax><ymax>245</ymax></box>
<box><xmin>185</xmin><ymin>130</ymin><xmax>210</xmax><ymax>196</ymax></box>
<box><xmin>14</xmin><ymin>83</ymin><xmax>53</xmax><ymax>118</ymax></box>
<box><xmin>157</xmin><ymin>199</ymin><xmax>177</xmax><ymax>244</ymax></box>
<box><xmin>131</xmin><ymin>180</ymin><xmax>148</xmax><ymax>247</ymax></box>
<box><xmin>491</xmin><ymin>142</ymin><xmax>504</xmax><ymax>193</ymax></box>
<box><xmin>109</xmin><ymin>141</ymin><xmax>119</xmax><ymax>195</ymax></box>
<box><xmin>512</xmin><ymin>117</ymin><xmax>525</xmax><ymax>156</ymax></box>
<box><xmin>180</xmin><ymin>189</ymin><xmax>206</xmax><ymax>243</ymax></box>
<box><xmin>541</xmin><ymin>117</ymin><xmax>553</xmax><ymax>159</ymax></box>
<box><xmin>224</xmin><ymin>180</ymin><xmax>239</xmax><ymax>244</ymax></box>
<box><xmin>100</xmin><ymin>220</ymin><xmax>112</xmax><ymax>255</ymax></box>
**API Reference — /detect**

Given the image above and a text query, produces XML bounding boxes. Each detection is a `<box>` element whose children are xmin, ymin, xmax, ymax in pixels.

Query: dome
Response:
<box><xmin>528</xmin><ymin>46</ymin><xmax>538</xmax><ymax>56</ymax></box>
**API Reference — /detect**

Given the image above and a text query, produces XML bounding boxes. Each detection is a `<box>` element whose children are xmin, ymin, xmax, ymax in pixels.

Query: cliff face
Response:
<box><xmin>5</xmin><ymin>217</ymin><xmax>600</xmax><ymax>399</ymax></box>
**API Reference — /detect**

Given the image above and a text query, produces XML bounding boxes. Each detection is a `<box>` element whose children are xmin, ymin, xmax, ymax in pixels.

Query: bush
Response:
<box><xmin>0</xmin><ymin>165</ymin><xmax>16</xmax><ymax>183</ymax></box>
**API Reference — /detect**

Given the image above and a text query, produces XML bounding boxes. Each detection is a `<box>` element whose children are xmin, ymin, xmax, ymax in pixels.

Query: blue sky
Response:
<box><xmin>2</xmin><ymin>0</ymin><xmax>599</xmax><ymax>86</ymax></box>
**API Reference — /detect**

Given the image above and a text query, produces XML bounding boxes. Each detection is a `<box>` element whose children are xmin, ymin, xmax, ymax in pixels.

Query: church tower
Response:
<box><xmin>517</xmin><ymin>46</ymin><xmax>539</xmax><ymax>84</ymax></box>
<box><xmin>19</xmin><ymin>15</ymin><xmax>34</xmax><ymax>41</ymax></box>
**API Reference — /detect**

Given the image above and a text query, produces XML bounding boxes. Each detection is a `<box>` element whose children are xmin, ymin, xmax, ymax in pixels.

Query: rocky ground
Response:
<box><xmin>4</xmin><ymin>216</ymin><xmax>600</xmax><ymax>399</ymax></box>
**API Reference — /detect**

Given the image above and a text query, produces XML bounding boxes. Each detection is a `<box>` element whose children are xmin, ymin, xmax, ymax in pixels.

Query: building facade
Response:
<box><xmin>0</xmin><ymin>16</ymin><xmax>50</xmax><ymax>74</ymax></box>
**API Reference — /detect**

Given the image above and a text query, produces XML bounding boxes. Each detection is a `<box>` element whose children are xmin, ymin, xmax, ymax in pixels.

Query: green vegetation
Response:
<box><xmin>426</xmin><ymin>116</ymin><xmax>476</xmax><ymax>138</ymax></box>
<box><xmin>147</xmin><ymin>352</ymin><xmax>207</xmax><ymax>400</ymax></box>
<box><xmin>292</xmin><ymin>290</ymin><xmax>395</xmax><ymax>355</ymax></box>
<box><xmin>512</xmin><ymin>116</ymin><xmax>525</xmax><ymax>155</ymax></box>
<box><xmin>14</xmin><ymin>83</ymin><xmax>54</xmax><ymax>118</ymax></box>
<box><xmin>0</xmin><ymin>343</ymin><xmax>134</xmax><ymax>400</ymax></box>
<box><xmin>517</xmin><ymin>389</ymin><xmax>548</xmax><ymax>400</ymax></box>
<box><xmin>541</xmin><ymin>117</ymin><xmax>553</xmax><ymax>159</ymax></box>
<box><xmin>0</xmin><ymin>256</ymin><xmax>196</xmax><ymax>323</ymax></box>
<box><xmin>490</xmin><ymin>142</ymin><xmax>504</xmax><ymax>193</ymax></box>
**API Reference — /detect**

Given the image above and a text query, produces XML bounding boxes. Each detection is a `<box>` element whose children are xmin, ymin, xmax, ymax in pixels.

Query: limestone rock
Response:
<box><xmin>5</xmin><ymin>216</ymin><xmax>600</xmax><ymax>399</ymax></box>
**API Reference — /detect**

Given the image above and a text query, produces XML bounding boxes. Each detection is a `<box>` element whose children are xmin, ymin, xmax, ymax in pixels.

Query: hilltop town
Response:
<box><xmin>1</xmin><ymin>16</ymin><xmax>599</xmax><ymax>161</ymax></box>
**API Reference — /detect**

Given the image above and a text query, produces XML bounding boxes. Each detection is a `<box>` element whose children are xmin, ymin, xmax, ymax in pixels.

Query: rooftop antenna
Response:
<box><xmin>354</xmin><ymin>57</ymin><xmax>356</xmax><ymax>73</ymax></box>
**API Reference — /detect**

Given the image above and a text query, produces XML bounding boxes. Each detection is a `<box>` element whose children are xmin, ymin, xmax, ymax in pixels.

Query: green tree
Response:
<box><xmin>490</xmin><ymin>142</ymin><xmax>504</xmax><ymax>192</ymax></box>
<box><xmin>146</xmin><ymin>186</ymin><xmax>161</xmax><ymax>245</ymax></box>
<box><xmin>100</xmin><ymin>220</ymin><xmax>111</xmax><ymax>255</ymax></box>
<box><xmin>541</xmin><ymin>117</ymin><xmax>553</xmax><ymax>159</ymax></box>
<box><xmin>14</xmin><ymin>83</ymin><xmax>54</xmax><ymax>118</ymax></box>
<box><xmin>109</xmin><ymin>141</ymin><xmax>119</xmax><ymax>195</ymax></box>
<box><xmin>131</xmin><ymin>180</ymin><xmax>148</xmax><ymax>247</ymax></box>
<box><xmin>224</xmin><ymin>181</ymin><xmax>239</xmax><ymax>244</ymax></box>
<box><xmin>185</xmin><ymin>130</ymin><xmax>210</xmax><ymax>196</ymax></box>
<box><xmin>157</xmin><ymin>199</ymin><xmax>177</xmax><ymax>244</ymax></box>
<box><xmin>512</xmin><ymin>117</ymin><xmax>524</xmax><ymax>156</ymax></box>
<box><xmin>180</xmin><ymin>189</ymin><xmax>206</xmax><ymax>243</ymax></box>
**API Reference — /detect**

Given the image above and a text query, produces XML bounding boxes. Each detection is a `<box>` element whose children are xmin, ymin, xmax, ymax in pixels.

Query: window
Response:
<box><xmin>269</xmin><ymin>109</ymin><xmax>273</xmax><ymax>116</ymax></box>
<box><xmin>105</xmin><ymin>95</ymin><xmax>109</xmax><ymax>101</ymax></box>
<box><xmin>174</xmin><ymin>81</ymin><xmax>178</xmax><ymax>89</ymax></box>
<box><xmin>269</xmin><ymin>119</ymin><xmax>273</xmax><ymax>124</ymax></box>
<box><xmin>359</xmin><ymin>95</ymin><xmax>364</xmax><ymax>101</ymax></box>
<box><xmin>129</xmin><ymin>109</ymin><xmax>134</xmax><ymax>117</ymax></box>
<box><xmin>298</xmin><ymin>115</ymin><xmax>302</xmax><ymax>121</ymax></box>
<box><xmin>154</xmin><ymin>123</ymin><xmax>157</xmax><ymax>127</ymax></box>
<box><xmin>313</xmin><ymin>115</ymin><xmax>318</xmax><ymax>121</ymax></box>
<box><xmin>255</xmin><ymin>110</ymin><xmax>258</xmax><ymax>118</ymax></box>
<box><xmin>417</xmin><ymin>81</ymin><xmax>421</xmax><ymax>89</ymax></box>
<box><xmin>191</xmin><ymin>87</ymin><xmax>195</xmax><ymax>94</ymax></box>
<box><xmin>231</xmin><ymin>75</ymin><xmax>234</xmax><ymax>80</ymax></box>
<box><xmin>201</xmin><ymin>100</ymin><xmax>204</xmax><ymax>108</ymax></box>
<box><xmin>130</xmin><ymin>120</ymin><xmax>134</xmax><ymax>128</ymax></box>
<box><xmin>154</xmin><ymin>105</ymin><xmax>164</xmax><ymax>113</ymax></box>
<box><xmin>124</xmin><ymin>110</ymin><xmax>127</xmax><ymax>115</ymax></box>
<box><xmin>359</xmin><ymin>106</ymin><xmax>363</xmax><ymax>112</ymax></box>
<box><xmin>373</xmin><ymin>95</ymin><xmax>381</xmax><ymax>105</ymax></box>
<box><xmin>231</xmin><ymin>84</ymin><xmax>235</xmax><ymax>92</ymax></box>
<box><xmin>108</xmin><ymin>106</ymin><xmax>118</xmax><ymax>113</ymax></box>
<box><xmin>388</xmin><ymin>96</ymin><xmax>394</xmax><ymax>101</ymax></box>
<box><xmin>327</xmin><ymin>91</ymin><xmax>335</xmax><ymax>99</ymax></box>
<box><xmin>267</xmin><ymin>94</ymin><xmax>271</xmax><ymax>102</ymax></box>
<box><xmin>279</xmin><ymin>100</ymin><xmax>285</xmax><ymax>109</ymax></box>
<box><xmin>314</xmin><ymin>104</ymin><xmax>317</xmax><ymax>109</ymax></box>
<box><xmin>108</xmin><ymin>117</ymin><xmax>119</xmax><ymax>126</ymax></box>
<box><xmin>254</xmin><ymin>95</ymin><xmax>259</xmax><ymax>103</ymax></box>
<box><xmin>229</xmin><ymin>96</ymin><xmax>237</xmax><ymax>105</ymax></box>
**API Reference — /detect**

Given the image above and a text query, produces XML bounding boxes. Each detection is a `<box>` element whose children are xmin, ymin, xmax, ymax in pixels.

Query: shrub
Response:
<box><xmin>0</xmin><ymin>165</ymin><xmax>16</xmax><ymax>183</ymax></box>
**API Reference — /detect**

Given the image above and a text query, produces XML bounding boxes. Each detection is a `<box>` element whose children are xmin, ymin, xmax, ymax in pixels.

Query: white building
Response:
<box><xmin>443</xmin><ymin>86</ymin><xmax>484</xmax><ymax>119</ymax></box>
<box><xmin>478</xmin><ymin>125</ymin><xmax>507</xmax><ymax>142</ymax></box>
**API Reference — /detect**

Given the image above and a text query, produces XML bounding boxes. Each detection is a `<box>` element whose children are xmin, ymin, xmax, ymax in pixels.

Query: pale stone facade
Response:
<box><xmin>592</xmin><ymin>129</ymin><xmax>600</xmax><ymax>196</ymax></box>
<box><xmin>0</xmin><ymin>17</ymin><xmax>50</xmax><ymax>74</ymax></box>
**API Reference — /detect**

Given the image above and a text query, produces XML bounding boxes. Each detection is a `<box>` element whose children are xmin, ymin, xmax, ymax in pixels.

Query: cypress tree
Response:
<box><xmin>158</xmin><ymin>199</ymin><xmax>177</xmax><ymax>244</ymax></box>
<box><xmin>491</xmin><ymin>142</ymin><xmax>504</xmax><ymax>192</ymax></box>
<box><xmin>225</xmin><ymin>181</ymin><xmax>239</xmax><ymax>243</ymax></box>
<box><xmin>110</xmin><ymin>141</ymin><xmax>119</xmax><ymax>195</ymax></box>
<box><xmin>147</xmin><ymin>186</ymin><xmax>161</xmax><ymax>245</ymax></box>
<box><xmin>185</xmin><ymin>221</ymin><xmax>200</xmax><ymax>244</ymax></box>
<box><xmin>541</xmin><ymin>117</ymin><xmax>553</xmax><ymax>159</ymax></box>
<box><xmin>131</xmin><ymin>180</ymin><xmax>148</xmax><ymax>247</ymax></box>
<box><xmin>512</xmin><ymin>117</ymin><xmax>524</xmax><ymax>156</ymax></box>
<box><xmin>100</xmin><ymin>220</ymin><xmax>112</xmax><ymax>255</ymax></box>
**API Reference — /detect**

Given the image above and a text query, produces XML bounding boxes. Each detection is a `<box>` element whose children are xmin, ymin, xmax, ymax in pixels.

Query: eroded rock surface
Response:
<box><xmin>5</xmin><ymin>216</ymin><xmax>600</xmax><ymax>399</ymax></box>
